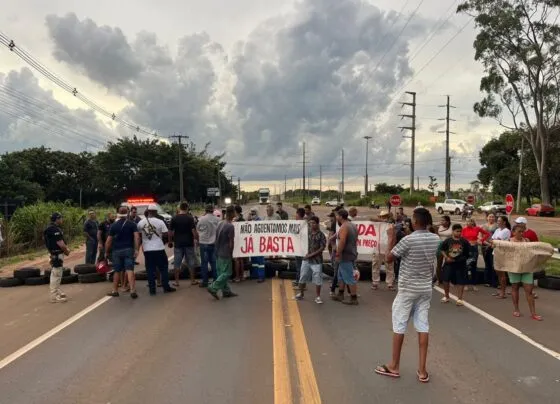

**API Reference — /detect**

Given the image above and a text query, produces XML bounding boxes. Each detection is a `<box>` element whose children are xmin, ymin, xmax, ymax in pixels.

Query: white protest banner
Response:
<box><xmin>233</xmin><ymin>220</ymin><xmax>308</xmax><ymax>258</ymax></box>
<box><xmin>337</xmin><ymin>221</ymin><xmax>391</xmax><ymax>255</ymax></box>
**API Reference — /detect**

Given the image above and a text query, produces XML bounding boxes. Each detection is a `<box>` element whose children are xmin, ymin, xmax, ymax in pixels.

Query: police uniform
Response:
<box><xmin>44</xmin><ymin>213</ymin><xmax>67</xmax><ymax>302</ymax></box>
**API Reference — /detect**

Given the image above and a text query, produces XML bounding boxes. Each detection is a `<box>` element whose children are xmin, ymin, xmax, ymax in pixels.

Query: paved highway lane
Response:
<box><xmin>1</xmin><ymin>275</ymin><xmax>559</xmax><ymax>404</ymax></box>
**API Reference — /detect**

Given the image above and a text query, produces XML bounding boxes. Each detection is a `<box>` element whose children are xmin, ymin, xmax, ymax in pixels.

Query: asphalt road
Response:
<box><xmin>1</xmin><ymin>206</ymin><xmax>559</xmax><ymax>403</ymax></box>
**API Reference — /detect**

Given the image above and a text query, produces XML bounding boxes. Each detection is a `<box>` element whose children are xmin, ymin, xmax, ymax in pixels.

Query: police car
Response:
<box><xmin>120</xmin><ymin>198</ymin><xmax>172</xmax><ymax>226</ymax></box>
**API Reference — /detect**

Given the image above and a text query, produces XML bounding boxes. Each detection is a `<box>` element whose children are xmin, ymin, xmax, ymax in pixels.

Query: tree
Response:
<box><xmin>374</xmin><ymin>183</ymin><xmax>405</xmax><ymax>194</ymax></box>
<box><xmin>458</xmin><ymin>0</ymin><xmax>560</xmax><ymax>204</ymax></box>
<box><xmin>427</xmin><ymin>176</ymin><xmax>438</xmax><ymax>193</ymax></box>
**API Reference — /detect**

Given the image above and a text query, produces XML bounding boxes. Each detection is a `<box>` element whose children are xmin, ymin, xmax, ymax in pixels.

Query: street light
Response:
<box><xmin>363</xmin><ymin>136</ymin><xmax>372</xmax><ymax>197</ymax></box>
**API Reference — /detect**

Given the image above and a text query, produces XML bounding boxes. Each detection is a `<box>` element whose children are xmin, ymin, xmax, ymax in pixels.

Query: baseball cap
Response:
<box><xmin>515</xmin><ymin>217</ymin><xmax>528</xmax><ymax>224</ymax></box>
<box><xmin>379</xmin><ymin>210</ymin><xmax>389</xmax><ymax>217</ymax></box>
<box><xmin>147</xmin><ymin>204</ymin><xmax>158</xmax><ymax>211</ymax></box>
<box><xmin>51</xmin><ymin>212</ymin><xmax>62</xmax><ymax>222</ymax></box>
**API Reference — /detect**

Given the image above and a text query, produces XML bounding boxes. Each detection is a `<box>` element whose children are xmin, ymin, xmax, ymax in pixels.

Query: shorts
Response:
<box><xmin>174</xmin><ymin>246</ymin><xmax>196</xmax><ymax>269</ymax></box>
<box><xmin>392</xmin><ymin>291</ymin><xmax>432</xmax><ymax>334</ymax></box>
<box><xmin>337</xmin><ymin>261</ymin><xmax>357</xmax><ymax>286</ymax></box>
<box><xmin>442</xmin><ymin>265</ymin><xmax>468</xmax><ymax>285</ymax></box>
<box><xmin>508</xmin><ymin>272</ymin><xmax>534</xmax><ymax>285</ymax></box>
<box><xmin>112</xmin><ymin>248</ymin><xmax>135</xmax><ymax>273</ymax></box>
<box><xmin>299</xmin><ymin>260</ymin><xmax>323</xmax><ymax>286</ymax></box>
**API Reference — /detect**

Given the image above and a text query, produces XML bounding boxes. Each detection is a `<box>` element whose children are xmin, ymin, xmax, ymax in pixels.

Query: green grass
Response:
<box><xmin>0</xmin><ymin>239</ymin><xmax>84</xmax><ymax>272</ymax></box>
<box><xmin>540</xmin><ymin>235</ymin><xmax>560</xmax><ymax>247</ymax></box>
<box><xmin>545</xmin><ymin>258</ymin><xmax>560</xmax><ymax>276</ymax></box>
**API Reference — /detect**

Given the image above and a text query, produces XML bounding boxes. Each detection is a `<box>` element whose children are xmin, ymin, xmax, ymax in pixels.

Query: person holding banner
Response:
<box><xmin>294</xmin><ymin>216</ymin><xmax>327</xmax><ymax>304</ymax></box>
<box><xmin>332</xmin><ymin>209</ymin><xmax>359</xmax><ymax>305</ymax></box>
<box><xmin>207</xmin><ymin>206</ymin><xmax>238</xmax><ymax>300</ymax></box>
<box><xmin>248</xmin><ymin>209</ymin><xmax>266</xmax><ymax>283</ymax></box>
<box><xmin>292</xmin><ymin>208</ymin><xmax>306</xmax><ymax>288</ymax></box>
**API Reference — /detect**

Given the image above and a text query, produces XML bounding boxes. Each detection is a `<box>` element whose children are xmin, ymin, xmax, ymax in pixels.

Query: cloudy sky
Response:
<box><xmin>0</xmin><ymin>0</ymin><xmax>505</xmax><ymax>193</ymax></box>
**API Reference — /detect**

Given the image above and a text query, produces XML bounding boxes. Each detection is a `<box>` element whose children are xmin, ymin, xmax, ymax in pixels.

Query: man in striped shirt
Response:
<box><xmin>375</xmin><ymin>208</ymin><xmax>440</xmax><ymax>383</ymax></box>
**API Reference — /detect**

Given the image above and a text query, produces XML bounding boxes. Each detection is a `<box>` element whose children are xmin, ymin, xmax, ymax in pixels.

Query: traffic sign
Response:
<box><xmin>467</xmin><ymin>195</ymin><xmax>475</xmax><ymax>204</ymax></box>
<box><xmin>390</xmin><ymin>195</ymin><xmax>401</xmax><ymax>207</ymax></box>
<box><xmin>207</xmin><ymin>187</ymin><xmax>220</xmax><ymax>197</ymax></box>
<box><xmin>505</xmin><ymin>194</ymin><xmax>514</xmax><ymax>215</ymax></box>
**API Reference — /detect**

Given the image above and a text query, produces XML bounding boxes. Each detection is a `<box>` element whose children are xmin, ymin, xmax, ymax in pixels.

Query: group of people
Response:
<box><xmin>435</xmin><ymin>213</ymin><xmax>543</xmax><ymax>320</ymax></box>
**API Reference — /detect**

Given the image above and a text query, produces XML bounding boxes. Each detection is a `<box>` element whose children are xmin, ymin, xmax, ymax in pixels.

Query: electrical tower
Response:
<box><xmin>399</xmin><ymin>91</ymin><xmax>416</xmax><ymax>195</ymax></box>
<box><xmin>438</xmin><ymin>95</ymin><xmax>456</xmax><ymax>196</ymax></box>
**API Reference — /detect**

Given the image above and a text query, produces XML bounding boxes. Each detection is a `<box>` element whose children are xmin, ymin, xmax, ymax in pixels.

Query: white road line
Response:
<box><xmin>433</xmin><ymin>286</ymin><xmax>560</xmax><ymax>361</ymax></box>
<box><xmin>0</xmin><ymin>254</ymin><xmax>176</xmax><ymax>371</ymax></box>
<box><xmin>0</xmin><ymin>296</ymin><xmax>112</xmax><ymax>370</ymax></box>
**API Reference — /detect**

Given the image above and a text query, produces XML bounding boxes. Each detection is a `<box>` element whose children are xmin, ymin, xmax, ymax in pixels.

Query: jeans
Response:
<box><xmin>112</xmin><ymin>248</ymin><xmax>135</xmax><ymax>272</ymax></box>
<box><xmin>85</xmin><ymin>238</ymin><xmax>98</xmax><ymax>264</ymax></box>
<box><xmin>467</xmin><ymin>244</ymin><xmax>479</xmax><ymax>285</ymax></box>
<box><xmin>483</xmin><ymin>248</ymin><xmax>497</xmax><ymax>287</ymax></box>
<box><xmin>144</xmin><ymin>250</ymin><xmax>170</xmax><ymax>292</ymax></box>
<box><xmin>200</xmin><ymin>244</ymin><xmax>217</xmax><ymax>284</ymax></box>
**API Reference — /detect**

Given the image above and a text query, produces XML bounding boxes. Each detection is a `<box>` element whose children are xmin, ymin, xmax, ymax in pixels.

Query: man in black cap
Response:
<box><xmin>44</xmin><ymin>213</ymin><xmax>70</xmax><ymax>303</ymax></box>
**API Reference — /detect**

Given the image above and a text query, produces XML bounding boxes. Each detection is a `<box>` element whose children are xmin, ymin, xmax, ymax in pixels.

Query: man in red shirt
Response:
<box><xmin>514</xmin><ymin>217</ymin><xmax>538</xmax><ymax>242</ymax></box>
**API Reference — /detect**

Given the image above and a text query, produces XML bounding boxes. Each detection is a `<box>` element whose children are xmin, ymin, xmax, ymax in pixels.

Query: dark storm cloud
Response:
<box><xmin>45</xmin><ymin>13</ymin><xmax>143</xmax><ymax>89</ymax></box>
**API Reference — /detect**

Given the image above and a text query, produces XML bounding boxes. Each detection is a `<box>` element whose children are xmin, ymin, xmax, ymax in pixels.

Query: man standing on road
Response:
<box><xmin>197</xmin><ymin>204</ymin><xmax>219</xmax><ymax>288</ymax></box>
<box><xmin>138</xmin><ymin>205</ymin><xmax>176</xmax><ymax>295</ymax></box>
<box><xmin>348</xmin><ymin>207</ymin><xmax>358</xmax><ymax>220</ymax></box>
<box><xmin>371</xmin><ymin>210</ymin><xmax>396</xmax><ymax>291</ymax></box>
<box><xmin>232</xmin><ymin>205</ymin><xmax>246</xmax><ymax>282</ymax></box>
<box><xmin>375</xmin><ymin>208</ymin><xmax>440</xmax><ymax>383</ymax></box>
<box><xmin>105</xmin><ymin>206</ymin><xmax>140</xmax><ymax>299</ymax></box>
<box><xmin>129</xmin><ymin>206</ymin><xmax>142</xmax><ymax>225</ymax></box>
<box><xmin>44</xmin><ymin>213</ymin><xmax>70</xmax><ymax>303</ymax></box>
<box><xmin>208</xmin><ymin>205</ymin><xmax>238</xmax><ymax>300</ymax></box>
<box><xmin>264</xmin><ymin>204</ymin><xmax>281</xmax><ymax>220</ymax></box>
<box><xmin>332</xmin><ymin>209</ymin><xmax>359</xmax><ymax>305</ymax></box>
<box><xmin>168</xmin><ymin>202</ymin><xmax>198</xmax><ymax>287</ymax></box>
<box><xmin>295</xmin><ymin>216</ymin><xmax>327</xmax><ymax>304</ymax></box>
<box><xmin>304</xmin><ymin>204</ymin><xmax>315</xmax><ymax>220</ymax></box>
<box><xmin>83</xmin><ymin>210</ymin><xmax>98</xmax><ymax>264</ymax></box>
<box><xmin>276</xmin><ymin>202</ymin><xmax>289</xmax><ymax>220</ymax></box>
<box><xmin>98</xmin><ymin>212</ymin><xmax>115</xmax><ymax>263</ymax></box>
<box><xmin>248</xmin><ymin>208</ymin><xmax>266</xmax><ymax>283</ymax></box>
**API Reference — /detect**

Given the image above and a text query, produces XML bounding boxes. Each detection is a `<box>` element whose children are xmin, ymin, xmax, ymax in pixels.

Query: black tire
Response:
<box><xmin>135</xmin><ymin>271</ymin><xmax>148</xmax><ymax>281</ymax></box>
<box><xmin>78</xmin><ymin>273</ymin><xmax>105</xmax><ymax>283</ymax></box>
<box><xmin>61</xmin><ymin>274</ymin><xmax>79</xmax><ymax>284</ymax></box>
<box><xmin>44</xmin><ymin>268</ymin><xmax>71</xmax><ymax>277</ymax></box>
<box><xmin>322</xmin><ymin>263</ymin><xmax>334</xmax><ymax>277</ymax></box>
<box><xmin>25</xmin><ymin>276</ymin><xmax>49</xmax><ymax>286</ymax></box>
<box><xmin>74</xmin><ymin>264</ymin><xmax>97</xmax><ymax>275</ymax></box>
<box><xmin>534</xmin><ymin>270</ymin><xmax>546</xmax><ymax>280</ymax></box>
<box><xmin>455</xmin><ymin>208</ymin><xmax>461</xmax><ymax>215</ymax></box>
<box><xmin>266</xmin><ymin>260</ymin><xmax>289</xmax><ymax>272</ymax></box>
<box><xmin>13</xmin><ymin>267</ymin><xmax>41</xmax><ymax>280</ymax></box>
<box><xmin>537</xmin><ymin>276</ymin><xmax>560</xmax><ymax>290</ymax></box>
<box><xmin>278</xmin><ymin>271</ymin><xmax>297</xmax><ymax>280</ymax></box>
<box><xmin>437</xmin><ymin>207</ymin><xmax>444</xmax><ymax>214</ymax></box>
<box><xmin>0</xmin><ymin>277</ymin><xmax>24</xmax><ymax>287</ymax></box>
<box><xmin>265</xmin><ymin>265</ymin><xmax>276</xmax><ymax>278</ymax></box>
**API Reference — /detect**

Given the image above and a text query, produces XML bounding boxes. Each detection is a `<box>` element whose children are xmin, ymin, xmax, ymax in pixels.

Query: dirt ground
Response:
<box><xmin>307</xmin><ymin>204</ymin><xmax>560</xmax><ymax>241</ymax></box>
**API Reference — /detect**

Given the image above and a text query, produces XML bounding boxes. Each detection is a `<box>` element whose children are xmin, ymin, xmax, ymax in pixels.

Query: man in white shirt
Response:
<box><xmin>197</xmin><ymin>205</ymin><xmax>220</xmax><ymax>287</ymax></box>
<box><xmin>137</xmin><ymin>204</ymin><xmax>176</xmax><ymax>295</ymax></box>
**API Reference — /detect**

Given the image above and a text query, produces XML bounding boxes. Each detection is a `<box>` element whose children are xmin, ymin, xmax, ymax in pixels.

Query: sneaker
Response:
<box><xmin>472</xmin><ymin>286</ymin><xmax>479</xmax><ymax>292</ymax></box>
<box><xmin>50</xmin><ymin>295</ymin><xmax>67</xmax><ymax>303</ymax></box>
<box><xmin>163</xmin><ymin>287</ymin><xmax>177</xmax><ymax>293</ymax></box>
<box><xmin>342</xmin><ymin>298</ymin><xmax>359</xmax><ymax>305</ymax></box>
<box><xmin>371</xmin><ymin>284</ymin><xmax>378</xmax><ymax>290</ymax></box>
<box><xmin>294</xmin><ymin>293</ymin><xmax>304</xmax><ymax>301</ymax></box>
<box><xmin>456</xmin><ymin>299</ymin><xmax>464</xmax><ymax>306</ymax></box>
<box><xmin>331</xmin><ymin>294</ymin><xmax>344</xmax><ymax>302</ymax></box>
<box><xmin>130</xmin><ymin>291</ymin><xmax>138</xmax><ymax>299</ymax></box>
<box><xmin>107</xmin><ymin>291</ymin><xmax>119</xmax><ymax>297</ymax></box>
<box><xmin>223</xmin><ymin>291</ymin><xmax>239</xmax><ymax>298</ymax></box>
<box><xmin>207</xmin><ymin>288</ymin><xmax>220</xmax><ymax>300</ymax></box>
<box><xmin>58</xmin><ymin>292</ymin><xmax>67</xmax><ymax>299</ymax></box>
<box><xmin>314</xmin><ymin>296</ymin><xmax>324</xmax><ymax>304</ymax></box>
<box><xmin>441</xmin><ymin>297</ymin><xmax>450</xmax><ymax>303</ymax></box>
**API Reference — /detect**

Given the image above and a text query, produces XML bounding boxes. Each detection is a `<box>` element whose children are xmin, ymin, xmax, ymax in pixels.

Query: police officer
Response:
<box><xmin>44</xmin><ymin>213</ymin><xmax>70</xmax><ymax>303</ymax></box>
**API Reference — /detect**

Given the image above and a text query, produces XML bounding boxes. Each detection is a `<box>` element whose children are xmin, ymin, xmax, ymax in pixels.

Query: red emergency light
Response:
<box><xmin>126</xmin><ymin>198</ymin><xmax>155</xmax><ymax>204</ymax></box>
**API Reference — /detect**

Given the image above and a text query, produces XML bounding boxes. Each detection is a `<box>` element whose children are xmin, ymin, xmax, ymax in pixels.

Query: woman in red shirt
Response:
<box><xmin>461</xmin><ymin>218</ymin><xmax>490</xmax><ymax>291</ymax></box>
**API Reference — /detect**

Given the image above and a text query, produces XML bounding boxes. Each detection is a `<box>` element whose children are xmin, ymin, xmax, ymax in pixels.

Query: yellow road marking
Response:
<box><xmin>272</xmin><ymin>278</ymin><xmax>293</xmax><ymax>404</ymax></box>
<box><xmin>284</xmin><ymin>279</ymin><xmax>322</xmax><ymax>404</ymax></box>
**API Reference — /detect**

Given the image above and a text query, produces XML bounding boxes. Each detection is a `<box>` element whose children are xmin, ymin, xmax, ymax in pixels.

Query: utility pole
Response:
<box><xmin>341</xmin><ymin>149</ymin><xmax>345</xmax><ymax>201</ymax></box>
<box><xmin>399</xmin><ymin>91</ymin><xmax>416</xmax><ymax>195</ymax></box>
<box><xmin>319</xmin><ymin>165</ymin><xmax>323</xmax><ymax>201</ymax></box>
<box><xmin>439</xmin><ymin>95</ymin><xmax>456</xmax><ymax>197</ymax></box>
<box><xmin>363</xmin><ymin>136</ymin><xmax>372</xmax><ymax>197</ymax></box>
<box><xmin>237</xmin><ymin>177</ymin><xmax>241</xmax><ymax>202</ymax></box>
<box><xmin>284</xmin><ymin>175</ymin><xmax>287</xmax><ymax>200</ymax></box>
<box><xmin>417</xmin><ymin>176</ymin><xmax>420</xmax><ymax>190</ymax></box>
<box><xmin>217</xmin><ymin>167</ymin><xmax>222</xmax><ymax>206</ymax></box>
<box><xmin>516</xmin><ymin>137</ymin><xmax>524</xmax><ymax>212</ymax></box>
<box><xmin>169</xmin><ymin>134</ymin><xmax>189</xmax><ymax>201</ymax></box>
<box><xmin>302</xmin><ymin>142</ymin><xmax>306</xmax><ymax>203</ymax></box>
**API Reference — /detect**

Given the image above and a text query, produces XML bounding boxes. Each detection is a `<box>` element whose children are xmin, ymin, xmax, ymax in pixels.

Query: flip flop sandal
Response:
<box><xmin>417</xmin><ymin>371</ymin><xmax>430</xmax><ymax>383</ymax></box>
<box><xmin>531</xmin><ymin>314</ymin><xmax>543</xmax><ymax>321</ymax></box>
<box><xmin>513</xmin><ymin>311</ymin><xmax>521</xmax><ymax>317</ymax></box>
<box><xmin>374</xmin><ymin>365</ymin><xmax>400</xmax><ymax>378</ymax></box>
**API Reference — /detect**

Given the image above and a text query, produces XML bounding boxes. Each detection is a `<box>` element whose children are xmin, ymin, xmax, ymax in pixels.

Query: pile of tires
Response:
<box><xmin>268</xmin><ymin>259</ymin><xmax>290</xmax><ymax>279</ymax></box>
<box><xmin>74</xmin><ymin>264</ymin><xmax>105</xmax><ymax>284</ymax></box>
<box><xmin>356</xmin><ymin>262</ymin><xmax>372</xmax><ymax>281</ymax></box>
<box><xmin>1</xmin><ymin>267</ymin><xmax>43</xmax><ymax>287</ymax></box>
<box><xmin>537</xmin><ymin>275</ymin><xmax>560</xmax><ymax>290</ymax></box>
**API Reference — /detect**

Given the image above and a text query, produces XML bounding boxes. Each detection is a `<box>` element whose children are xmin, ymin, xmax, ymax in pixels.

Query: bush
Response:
<box><xmin>10</xmin><ymin>202</ymin><xmax>85</xmax><ymax>249</ymax></box>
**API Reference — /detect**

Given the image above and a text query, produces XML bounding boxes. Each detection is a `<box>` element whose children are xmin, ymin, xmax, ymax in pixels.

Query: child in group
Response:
<box><xmin>440</xmin><ymin>224</ymin><xmax>470</xmax><ymax>306</ymax></box>
<box><xmin>508</xmin><ymin>224</ymin><xmax>543</xmax><ymax>321</ymax></box>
